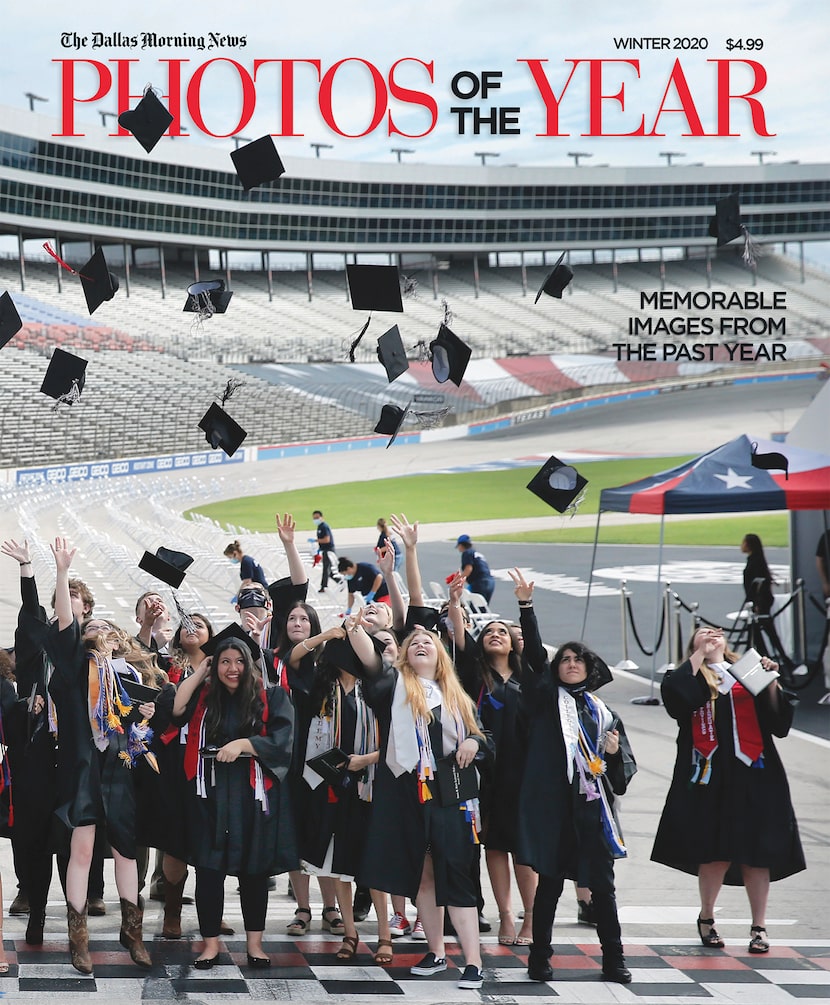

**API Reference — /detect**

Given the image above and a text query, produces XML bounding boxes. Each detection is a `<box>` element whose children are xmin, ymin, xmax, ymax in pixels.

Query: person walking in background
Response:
<box><xmin>224</xmin><ymin>541</ymin><xmax>268</xmax><ymax>590</ymax></box>
<box><xmin>337</xmin><ymin>558</ymin><xmax>389</xmax><ymax>615</ymax></box>
<box><xmin>376</xmin><ymin>518</ymin><xmax>403</xmax><ymax>572</ymax></box>
<box><xmin>313</xmin><ymin>511</ymin><xmax>338</xmax><ymax>593</ymax></box>
<box><xmin>651</xmin><ymin>627</ymin><xmax>805</xmax><ymax>956</ymax></box>
<box><xmin>741</xmin><ymin>534</ymin><xmax>792</xmax><ymax>670</ymax></box>
<box><xmin>455</xmin><ymin>535</ymin><xmax>495</xmax><ymax>604</ymax></box>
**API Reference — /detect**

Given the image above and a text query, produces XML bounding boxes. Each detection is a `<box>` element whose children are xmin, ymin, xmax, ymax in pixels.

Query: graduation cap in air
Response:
<box><xmin>374</xmin><ymin>402</ymin><xmax>411</xmax><ymax>448</ymax></box>
<box><xmin>708</xmin><ymin>193</ymin><xmax>760</xmax><ymax>267</ymax></box>
<box><xmin>199</xmin><ymin>401</ymin><xmax>247</xmax><ymax>457</ymax></box>
<box><xmin>183</xmin><ymin>279</ymin><xmax>233</xmax><ymax>316</ymax></box>
<box><xmin>0</xmin><ymin>292</ymin><xmax>23</xmax><ymax>349</ymax></box>
<box><xmin>429</xmin><ymin>324</ymin><xmax>471</xmax><ymax>386</ymax></box>
<box><xmin>79</xmin><ymin>247</ymin><xmax>119</xmax><ymax>315</ymax></box>
<box><xmin>40</xmin><ymin>348</ymin><xmax>88</xmax><ymax>405</ymax></box>
<box><xmin>118</xmin><ymin>87</ymin><xmax>174</xmax><ymax>153</ymax></box>
<box><xmin>230</xmin><ymin>135</ymin><xmax>285</xmax><ymax>191</ymax></box>
<box><xmin>526</xmin><ymin>455</ymin><xmax>589</xmax><ymax>513</ymax></box>
<box><xmin>534</xmin><ymin>251</ymin><xmax>573</xmax><ymax>303</ymax></box>
<box><xmin>377</xmin><ymin>325</ymin><xmax>409</xmax><ymax>382</ymax></box>
<box><xmin>138</xmin><ymin>546</ymin><xmax>194</xmax><ymax>590</ymax></box>
<box><xmin>750</xmin><ymin>441</ymin><xmax>789</xmax><ymax>480</ymax></box>
<box><xmin>201</xmin><ymin>621</ymin><xmax>262</xmax><ymax>662</ymax></box>
<box><xmin>347</xmin><ymin>264</ymin><xmax>404</xmax><ymax>313</ymax></box>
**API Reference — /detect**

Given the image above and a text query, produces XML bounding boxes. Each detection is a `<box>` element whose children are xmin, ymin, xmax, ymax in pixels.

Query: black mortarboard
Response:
<box><xmin>750</xmin><ymin>441</ymin><xmax>789</xmax><ymax>480</ymax></box>
<box><xmin>526</xmin><ymin>455</ymin><xmax>588</xmax><ymax>513</ymax></box>
<box><xmin>118</xmin><ymin>88</ymin><xmax>174</xmax><ymax>153</ymax></box>
<box><xmin>230</xmin><ymin>135</ymin><xmax>286</xmax><ymax>191</ymax></box>
<box><xmin>347</xmin><ymin>264</ymin><xmax>404</xmax><ymax>313</ymax></box>
<box><xmin>374</xmin><ymin>402</ymin><xmax>411</xmax><ymax>448</ymax></box>
<box><xmin>708</xmin><ymin>193</ymin><xmax>742</xmax><ymax>246</ymax></box>
<box><xmin>377</xmin><ymin>325</ymin><xmax>409</xmax><ymax>382</ymax></box>
<box><xmin>79</xmin><ymin>247</ymin><xmax>119</xmax><ymax>315</ymax></box>
<box><xmin>404</xmin><ymin>604</ymin><xmax>441</xmax><ymax>634</ymax></box>
<box><xmin>319</xmin><ymin>633</ymin><xmax>384</xmax><ymax>676</ymax></box>
<box><xmin>429</xmin><ymin>324</ymin><xmax>471</xmax><ymax>386</ymax></box>
<box><xmin>183</xmin><ymin>280</ymin><xmax>233</xmax><ymax>315</ymax></box>
<box><xmin>534</xmin><ymin>251</ymin><xmax>573</xmax><ymax>303</ymax></box>
<box><xmin>0</xmin><ymin>292</ymin><xmax>23</xmax><ymax>348</ymax></box>
<box><xmin>199</xmin><ymin>402</ymin><xmax>247</xmax><ymax>457</ymax></box>
<box><xmin>40</xmin><ymin>348</ymin><xmax>88</xmax><ymax>403</ymax></box>
<box><xmin>202</xmin><ymin>621</ymin><xmax>262</xmax><ymax>661</ymax></box>
<box><xmin>267</xmin><ymin>577</ymin><xmax>309</xmax><ymax>624</ymax></box>
<box><xmin>138</xmin><ymin>546</ymin><xmax>194</xmax><ymax>589</ymax></box>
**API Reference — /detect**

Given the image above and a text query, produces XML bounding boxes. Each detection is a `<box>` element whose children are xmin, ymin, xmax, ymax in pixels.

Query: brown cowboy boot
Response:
<box><xmin>119</xmin><ymin>898</ymin><xmax>152</xmax><ymax>968</ymax></box>
<box><xmin>162</xmin><ymin>875</ymin><xmax>186</xmax><ymax>939</ymax></box>
<box><xmin>66</xmin><ymin>902</ymin><xmax>93</xmax><ymax>974</ymax></box>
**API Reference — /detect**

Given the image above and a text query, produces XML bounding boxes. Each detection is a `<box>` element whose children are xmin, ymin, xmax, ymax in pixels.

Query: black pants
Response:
<box><xmin>530</xmin><ymin>856</ymin><xmax>623</xmax><ymax>967</ymax></box>
<box><xmin>320</xmin><ymin>550</ymin><xmax>334</xmax><ymax>589</ymax></box>
<box><xmin>195</xmin><ymin>868</ymin><xmax>268</xmax><ymax>938</ymax></box>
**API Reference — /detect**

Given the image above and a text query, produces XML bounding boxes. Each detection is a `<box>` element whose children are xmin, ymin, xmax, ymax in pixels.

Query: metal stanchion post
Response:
<box><xmin>673</xmin><ymin>593</ymin><xmax>684</xmax><ymax>665</ymax></box>
<box><xmin>613</xmin><ymin>579</ymin><xmax>639</xmax><ymax>671</ymax></box>
<box><xmin>631</xmin><ymin>581</ymin><xmax>664</xmax><ymax>706</ymax></box>
<box><xmin>689</xmin><ymin>601</ymin><xmax>700</xmax><ymax>642</ymax></box>
<box><xmin>658</xmin><ymin>582</ymin><xmax>675</xmax><ymax>675</ymax></box>
<box><xmin>792</xmin><ymin>579</ymin><xmax>809</xmax><ymax>677</ymax></box>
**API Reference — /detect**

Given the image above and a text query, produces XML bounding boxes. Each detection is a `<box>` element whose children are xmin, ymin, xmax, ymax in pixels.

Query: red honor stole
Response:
<box><xmin>730</xmin><ymin>681</ymin><xmax>764</xmax><ymax>766</ymax></box>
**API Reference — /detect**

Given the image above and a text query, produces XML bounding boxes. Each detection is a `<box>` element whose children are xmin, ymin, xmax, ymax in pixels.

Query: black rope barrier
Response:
<box><xmin>624</xmin><ymin>593</ymin><xmax>665</xmax><ymax>657</ymax></box>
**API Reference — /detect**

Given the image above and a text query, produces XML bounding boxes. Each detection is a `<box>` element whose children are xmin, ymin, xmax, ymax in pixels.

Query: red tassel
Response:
<box><xmin>327</xmin><ymin>785</ymin><xmax>338</xmax><ymax>804</ymax></box>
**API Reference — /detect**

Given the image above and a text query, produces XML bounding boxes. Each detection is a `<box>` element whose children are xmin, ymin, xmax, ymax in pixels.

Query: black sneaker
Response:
<box><xmin>602</xmin><ymin>958</ymin><xmax>632</xmax><ymax>984</ymax></box>
<box><xmin>352</xmin><ymin>887</ymin><xmax>372</xmax><ymax>923</ymax></box>
<box><xmin>478</xmin><ymin>912</ymin><xmax>492</xmax><ymax>933</ymax></box>
<box><xmin>410</xmin><ymin>952</ymin><xmax>448</xmax><ymax>976</ymax></box>
<box><xmin>457</xmin><ymin>964</ymin><xmax>483</xmax><ymax>989</ymax></box>
<box><xmin>577</xmin><ymin>898</ymin><xmax>597</xmax><ymax>927</ymax></box>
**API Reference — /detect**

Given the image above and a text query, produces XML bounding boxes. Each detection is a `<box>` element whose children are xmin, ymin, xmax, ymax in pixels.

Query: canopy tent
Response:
<box><xmin>599</xmin><ymin>434</ymin><xmax>830</xmax><ymax>515</ymax></box>
<box><xmin>582</xmin><ymin>434</ymin><xmax>830</xmax><ymax>694</ymax></box>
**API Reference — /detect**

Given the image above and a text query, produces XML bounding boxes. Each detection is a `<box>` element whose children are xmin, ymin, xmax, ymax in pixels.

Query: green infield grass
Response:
<box><xmin>187</xmin><ymin>454</ymin><xmax>788</xmax><ymax>547</ymax></box>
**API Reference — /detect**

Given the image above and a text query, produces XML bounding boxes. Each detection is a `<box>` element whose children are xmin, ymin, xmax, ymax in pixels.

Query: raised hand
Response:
<box><xmin>276</xmin><ymin>513</ymin><xmax>296</xmax><ymax>544</ymax></box>
<box><xmin>507</xmin><ymin>567</ymin><xmax>534</xmax><ymax>603</ymax></box>
<box><xmin>448</xmin><ymin>572</ymin><xmax>467</xmax><ymax>604</ymax></box>
<box><xmin>49</xmin><ymin>537</ymin><xmax>77</xmax><ymax>572</ymax></box>
<box><xmin>1</xmin><ymin>538</ymin><xmax>31</xmax><ymax>566</ymax></box>
<box><xmin>376</xmin><ymin>544</ymin><xmax>394</xmax><ymax>578</ymax></box>
<box><xmin>390</xmin><ymin>513</ymin><xmax>418</xmax><ymax>549</ymax></box>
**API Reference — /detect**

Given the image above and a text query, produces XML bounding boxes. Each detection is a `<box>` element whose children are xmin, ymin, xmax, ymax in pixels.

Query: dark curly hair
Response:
<box><xmin>551</xmin><ymin>641</ymin><xmax>611</xmax><ymax>691</ymax></box>
<box><xmin>203</xmin><ymin>639</ymin><xmax>264</xmax><ymax>743</ymax></box>
<box><xmin>473</xmin><ymin>619</ymin><xmax>522</xmax><ymax>694</ymax></box>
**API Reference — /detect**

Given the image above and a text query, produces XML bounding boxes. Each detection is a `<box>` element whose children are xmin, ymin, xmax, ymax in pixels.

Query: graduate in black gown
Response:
<box><xmin>651</xmin><ymin>626</ymin><xmax>805</xmax><ymax>955</ymax></box>
<box><xmin>173</xmin><ymin>636</ymin><xmax>296</xmax><ymax>969</ymax></box>
<box><xmin>47</xmin><ymin>538</ymin><xmax>155</xmax><ymax>975</ymax></box>
<box><xmin>512</xmin><ymin>570</ymin><xmax>637</xmax><ymax>986</ymax></box>
<box><xmin>351</xmin><ymin>615</ymin><xmax>494</xmax><ymax>991</ymax></box>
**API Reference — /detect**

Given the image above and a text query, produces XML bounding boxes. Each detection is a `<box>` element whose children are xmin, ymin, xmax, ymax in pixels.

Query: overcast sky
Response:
<box><xmin>6</xmin><ymin>0</ymin><xmax>828</xmax><ymax>169</ymax></box>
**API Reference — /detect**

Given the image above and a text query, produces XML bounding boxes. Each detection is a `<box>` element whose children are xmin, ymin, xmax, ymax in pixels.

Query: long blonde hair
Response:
<box><xmin>396</xmin><ymin>630</ymin><xmax>483</xmax><ymax>738</ymax></box>
<box><xmin>685</xmin><ymin>628</ymin><xmax>740</xmax><ymax>699</ymax></box>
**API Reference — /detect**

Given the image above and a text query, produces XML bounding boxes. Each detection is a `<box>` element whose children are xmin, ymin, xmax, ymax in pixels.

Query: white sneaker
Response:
<box><xmin>389</xmin><ymin>912</ymin><xmax>412</xmax><ymax>937</ymax></box>
<box><xmin>412</xmin><ymin>918</ymin><xmax>426</xmax><ymax>940</ymax></box>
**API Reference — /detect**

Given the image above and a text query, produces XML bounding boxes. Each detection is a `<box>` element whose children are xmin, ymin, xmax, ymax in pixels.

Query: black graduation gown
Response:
<box><xmin>178</xmin><ymin>683</ymin><xmax>297</xmax><ymax>876</ymax></box>
<box><xmin>515</xmin><ymin>608</ymin><xmax>636</xmax><ymax>880</ymax></box>
<box><xmin>295</xmin><ymin>682</ymin><xmax>373</xmax><ymax>878</ymax></box>
<box><xmin>358</xmin><ymin>665</ymin><xmax>493</xmax><ymax>906</ymax></box>
<box><xmin>651</xmin><ymin>659</ymin><xmax>805</xmax><ymax>885</ymax></box>
<box><xmin>133</xmin><ymin>682</ymin><xmax>178</xmax><ymax>849</ymax></box>
<box><xmin>456</xmin><ymin>646</ymin><xmax>525</xmax><ymax>852</ymax></box>
<box><xmin>45</xmin><ymin>621</ymin><xmax>139</xmax><ymax>858</ymax></box>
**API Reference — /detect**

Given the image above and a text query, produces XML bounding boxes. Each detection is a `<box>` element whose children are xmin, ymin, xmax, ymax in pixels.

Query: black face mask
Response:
<box><xmin>557</xmin><ymin>678</ymin><xmax>589</xmax><ymax>695</ymax></box>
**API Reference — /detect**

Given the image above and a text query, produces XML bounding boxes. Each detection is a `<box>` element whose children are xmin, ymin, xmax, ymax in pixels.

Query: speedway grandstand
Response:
<box><xmin>1</xmin><ymin>104</ymin><xmax>830</xmax><ymax>471</ymax></box>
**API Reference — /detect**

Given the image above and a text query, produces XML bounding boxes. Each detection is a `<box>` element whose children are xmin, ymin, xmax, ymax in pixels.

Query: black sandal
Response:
<box><xmin>322</xmin><ymin>906</ymin><xmax>345</xmax><ymax>935</ymax></box>
<box><xmin>287</xmin><ymin>907</ymin><xmax>312</xmax><ymax>936</ymax></box>
<box><xmin>749</xmin><ymin>926</ymin><xmax>769</xmax><ymax>954</ymax></box>
<box><xmin>697</xmin><ymin>916</ymin><xmax>725</xmax><ymax>948</ymax></box>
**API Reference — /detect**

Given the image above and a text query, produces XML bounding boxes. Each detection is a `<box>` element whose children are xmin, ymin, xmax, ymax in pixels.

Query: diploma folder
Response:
<box><xmin>728</xmin><ymin>648</ymin><xmax>780</xmax><ymax>696</ymax></box>
<box><xmin>305</xmin><ymin>747</ymin><xmax>349</xmax><ymax>785</ymax></box>
<box><xmin>435</xmin><ymin>753</ymin><xmax>479</xmax><ymax>805</ymax></box>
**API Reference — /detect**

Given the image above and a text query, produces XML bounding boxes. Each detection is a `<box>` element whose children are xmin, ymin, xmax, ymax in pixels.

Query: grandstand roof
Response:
<box><xmin>2</xmin><ymin>105</ymin><xmax>830</xmax><ymax>254</ymax></box>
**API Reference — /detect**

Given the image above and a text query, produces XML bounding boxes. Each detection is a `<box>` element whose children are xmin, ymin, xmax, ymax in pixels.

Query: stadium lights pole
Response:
<box><xmin>24</xmin><ymin>93</ymin><xmax>48</xmax><ymax>111</ymax></box>
<box><xmin>310</xmin><ymin>143</ymin><xmax>334</xmax><ymax>158</ymax></box>
<box><xmin>659</xmin><ymin>152</ymin><xmax>686</xmax><ymax>165</ymax></box>
<box><xmin>474</xmin><ymin>152</ymin><xmax>500</xmax><ymax>166</ymax></box>
<box><xmin>567</xmin><ymin>152</ymin><xmax>592</xmax><ymax>166</ymax></box>
<box><xmin>751</xmin><ymin>150</ymin><xmax>777</xmax><ymax>164</ymax></box>
<box><xmin>391</xmin><ymin>148</ymin><xmax>415</xmax><ymax>162</ymax></box>
<box><xmin>232</xmin><ymin>136</ymin><xmax>252</xmax><ymax>149</ymax></box>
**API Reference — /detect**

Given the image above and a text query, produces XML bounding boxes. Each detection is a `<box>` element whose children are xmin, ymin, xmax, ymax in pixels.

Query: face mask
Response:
<box><xmin>313</xmin><ymin>517</ymin><xmax>322</xmax><ymax>526</ymax></box>
<box><xmin>229</xmin><ymin>556</ymin><xmax>241</xmax><ymax>564</ymax></box>
<box><xmin>343</xmin><ymin>573</ymin><xmax>353</xmax><ymax>581</ymax></box>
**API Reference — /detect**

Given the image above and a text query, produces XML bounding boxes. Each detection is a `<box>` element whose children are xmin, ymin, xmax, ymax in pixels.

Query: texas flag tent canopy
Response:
<box><xmin>600</xmin><ymin>435</ymin><xmax>830</xmax><ymax>515</ymax></box>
